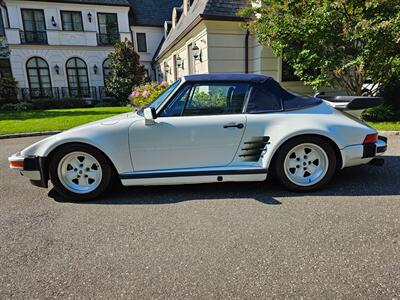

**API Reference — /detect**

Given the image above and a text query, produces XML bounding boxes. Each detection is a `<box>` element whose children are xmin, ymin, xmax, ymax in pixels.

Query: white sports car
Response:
<box><xmin>9</xmin><ymin>74</ymin><xmax>387</xmax><ymax>201</ymax></box>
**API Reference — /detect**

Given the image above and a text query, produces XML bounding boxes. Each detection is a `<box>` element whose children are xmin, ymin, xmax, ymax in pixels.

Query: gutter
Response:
<box><xmin>245</xmin><ymin>29</ymin><xmax>249</xmax><ymax>73</ymax></box>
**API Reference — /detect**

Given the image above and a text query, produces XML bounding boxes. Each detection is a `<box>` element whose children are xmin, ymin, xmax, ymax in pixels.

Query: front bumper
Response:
<box><xmin>8</xmin><ymin>153</ymin><xmax>49</xmax><ymax>188</ymax></box>
<box><xmin>340</xmin><ymin>135</ymin><xmax>387</xmax><ymax>168</ymax></box>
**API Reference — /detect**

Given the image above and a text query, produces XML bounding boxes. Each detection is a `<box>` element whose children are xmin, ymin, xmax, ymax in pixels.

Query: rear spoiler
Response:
<box><xmin>316</xmin><ymin>96</ymin><xmax>383</xmax><ymax>118</ymax></box>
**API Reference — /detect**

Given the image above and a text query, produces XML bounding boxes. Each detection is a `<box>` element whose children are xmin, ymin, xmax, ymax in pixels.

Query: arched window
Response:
<box><xmin>102</xmin><ymin>58</ymin><xmax>111</xmax><ymax>85</ymax></box>
<box><xmin>26</xmin><ymin>57</ymin><xmax>52</xmax><ymax>99</ymax></box>
<box><xmin>66</xmin><ymin>57</ymin><xmax>90</xmax><ymax>97</ymax></box>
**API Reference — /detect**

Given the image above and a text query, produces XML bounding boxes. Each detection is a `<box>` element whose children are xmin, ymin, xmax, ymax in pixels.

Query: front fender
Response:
<box><xmin>20</xmin><ymin>120</ymin><xmax>134</xmax><ymax>174</ymax></box>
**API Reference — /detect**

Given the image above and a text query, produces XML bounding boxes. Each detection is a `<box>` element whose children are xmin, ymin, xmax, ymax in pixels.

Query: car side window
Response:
<box><xmin>182</xmin><ymin>83</ymin><xmax>250</xmax><ymax>116</ymax></box>
<box><xmin>159</xmin><ymin>85</ymin><xmax>191</xmax><ymax>117</ymax></box>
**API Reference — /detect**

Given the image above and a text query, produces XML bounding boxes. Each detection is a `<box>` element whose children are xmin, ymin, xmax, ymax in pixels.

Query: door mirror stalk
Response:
<box><xmin>144</xmin><ymin>107</ymin><xmax>157</xmax><ymax>125</ymax></box>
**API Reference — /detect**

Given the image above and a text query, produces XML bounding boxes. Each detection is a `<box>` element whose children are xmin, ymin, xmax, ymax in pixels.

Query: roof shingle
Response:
<box><xmin>127</xmin><ymin>0</ymin><xmax>182</xmax><ymax>27</ymax></box>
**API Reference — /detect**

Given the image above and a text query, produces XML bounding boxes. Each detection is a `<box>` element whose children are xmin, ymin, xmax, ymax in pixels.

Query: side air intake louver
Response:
<box><xmin>239</xmin><ymin>136</ymin><xmax>270</xmax><ymax>162</ymax></box>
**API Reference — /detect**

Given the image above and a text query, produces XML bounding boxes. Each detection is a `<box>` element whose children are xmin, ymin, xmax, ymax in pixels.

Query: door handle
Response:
<box><xmin>223</xmin><ymin>123</ymin><xmax>244</xmax><ymax>129</ymax></box>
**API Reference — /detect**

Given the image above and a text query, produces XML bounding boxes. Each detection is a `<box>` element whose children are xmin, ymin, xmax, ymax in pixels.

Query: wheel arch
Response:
<box><xmin>46</xmin><ymin>142</ymin><xmax>120</xmax><ymax>181</ymax></box>
<box><xmin>267</xmin><ymin>134</ymin><xmax>343</xmax><ymax>171</ymax></box>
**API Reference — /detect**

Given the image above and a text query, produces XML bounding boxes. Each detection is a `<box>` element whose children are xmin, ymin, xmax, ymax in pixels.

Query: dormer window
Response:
<box><xmin>164</xmin><ymin>21</ymin><xmax>172</xmax><ymax>38</ymax></box>
<box><xmin>172</xmin><ymin>7</ymin><xmax>183</xmax><ymax>29</ymax></box>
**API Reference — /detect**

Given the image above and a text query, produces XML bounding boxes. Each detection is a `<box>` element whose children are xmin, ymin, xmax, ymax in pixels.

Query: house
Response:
<box><xmin>0</xmin><ymin>0</ymin><xmax>321</xmax><ymax>100</ymax></box>
<box><xmin>153</xmin><ymin>0</ymin><xmax>317</xmax><ymax>95</ymax></box>
<box><xmin>0</xmin><ymin>0</ymin><xmax>179</xmax><ymax>100</ymax></box>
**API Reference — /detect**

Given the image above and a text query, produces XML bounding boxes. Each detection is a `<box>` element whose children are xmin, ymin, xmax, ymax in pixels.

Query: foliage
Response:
<box><xmin>30</xmin><ymin>98</ymin><xmax>90</xmax><ymax>110</ymax></box>
<box><xmin>242</xmin><ymin>0</ymin><xmax>400</xmax><ymax>95</ymax></box>
<box><xmin>0</xmin><ymin>107</ymin><xmax>132</xmax><ymax>135</ymax></box>
<box><xmin>0</xmin><ymin>75</ymin><xmax>18</xmax><ymax>104</ymax></box>
<box><xmin>105</xmin><ymin>39</ymin><xmax>147</xmax><ymax>104</ymax></box>
<box><xmin>0</xmin><ymin>36</ymin><xmax>11</xmax><ymax>57</ymax></box>
<box><xmin>379</xmin><ymin>77</ymin><xmax>400</xmax><ymax>111</ymax></box>
<box><xmin>1</xmin><ymin>102</ymin><xmax>33</xmax><ymax>111</ymax></box>
<box><xmin>190</xmin><ymin>88</ymin><xmax>226</xmax><ymax>108</ymax></box>
<box><xmin>362</xmin><ymin>105</ymin><xmax>397</xmax><ymax>122</ymax></box>
<box><xmin>129</xmin><ymin>81</ymin><xmax>169</xmax><ymax>107</ymax></box>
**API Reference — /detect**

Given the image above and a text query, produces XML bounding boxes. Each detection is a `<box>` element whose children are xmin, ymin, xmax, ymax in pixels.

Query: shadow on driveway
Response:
<box><xmin>49</xmin><ymin>155</ymin><xmax>400</xmax><ymax>206</ymax></box>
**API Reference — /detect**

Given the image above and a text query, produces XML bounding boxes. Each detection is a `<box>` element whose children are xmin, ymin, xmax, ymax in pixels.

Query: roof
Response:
<box><xmin>26</xmin><ymin>0</ymin><xmax>130</xmax><ymax>6</ymax></box>
<box><xmin>127</xmin><ymin>0</ymin><xmax>182</xmax><ymax>27</ymax></box>
<box><xmin>182</xmin><ymin>73</ymin><xmax>271</xmax><ymax>83</ymax></box>
<box><xmin>156</xmin><ymin>0</ymin><xmax>250</xmax><ymax>60</ymax></box>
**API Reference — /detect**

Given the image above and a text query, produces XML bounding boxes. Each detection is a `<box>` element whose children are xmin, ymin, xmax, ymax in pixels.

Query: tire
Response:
<box><xmin>49</xmin><ymin>144</ymin><xmax>113</xmax><ymax>201</ymax></box>
<box><xmin>273</xmin><ymin>136</ymin><xmax>337</xmax><ymax>192</ymax></box>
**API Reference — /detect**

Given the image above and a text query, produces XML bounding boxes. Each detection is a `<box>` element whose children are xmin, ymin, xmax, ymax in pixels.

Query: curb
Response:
<box><xmin>378</xmin><ymin>131</ymin><xmax>400</xmax><ymax>135</ymax></box>
<box><xmin>0</xmin><ymin>130</ymin><xmax>399</xmax><ymax>140</ymax></box>
<box><xmin>0</xmin><ymin>131</ymin><xmax>61</xmax><ymax>140</ymax></box>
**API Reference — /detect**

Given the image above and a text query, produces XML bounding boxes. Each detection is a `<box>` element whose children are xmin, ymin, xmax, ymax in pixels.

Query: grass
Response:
<box><xmin>0</xmin><ymin>107</ymin><xmax>132</xmax><ymax>135</ymax></box>
<box><xmin>366</xmin><ymin>121</ymin><xmax>400</xmax><ymax>131</ymax></box>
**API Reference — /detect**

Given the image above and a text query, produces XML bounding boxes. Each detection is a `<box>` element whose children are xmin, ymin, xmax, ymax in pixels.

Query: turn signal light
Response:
<box><xmin>363</xmin><ymin>133</ymin><xmax>378</xmax><ymax>145</ymax></box>
<box><xmin>9</xmin><ymin>161</ymin><xmax>24</xmax><ymax>169</ymax></box>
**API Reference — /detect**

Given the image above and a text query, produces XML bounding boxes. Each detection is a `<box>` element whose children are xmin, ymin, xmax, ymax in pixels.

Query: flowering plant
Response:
<box><xmin>129</xmin><ymin>81</ymin><xmax>170</xmax><ymax>107</ymax></box>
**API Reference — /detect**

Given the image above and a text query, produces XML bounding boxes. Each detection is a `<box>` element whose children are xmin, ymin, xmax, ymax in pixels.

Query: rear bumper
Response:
<box><xmin>340</xmin><ymin>135</ymin><xmax>387</xmax><ymax>168</ymax></box>
<box><xmin>8</xmin><ymin>153</ymin><xmax>49</xmax><ymax>188</ymax></box>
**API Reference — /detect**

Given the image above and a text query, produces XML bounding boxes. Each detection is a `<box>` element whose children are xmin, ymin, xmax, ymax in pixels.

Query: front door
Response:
<box><xmin>130</xmin><ymin>82</ymin><xmax>250</xmax><ymax>171</ymax></box>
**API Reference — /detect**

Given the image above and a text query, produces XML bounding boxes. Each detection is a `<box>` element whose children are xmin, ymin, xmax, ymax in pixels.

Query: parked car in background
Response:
<box><xmin>9</xmin><ymin>74</ymin><xmax>387</xmax><ymax>201</ymax></box>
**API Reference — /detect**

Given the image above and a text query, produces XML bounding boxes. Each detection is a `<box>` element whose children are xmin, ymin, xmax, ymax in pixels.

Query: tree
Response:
<box><xmin>105</xmin><ymin>39</ymin><xmax>146</xmax><ymax>103</ymax></box>
<box><xmin>242</xmin><ymin>0</ymin><xmax>400</xmax><ymax>95</ymax></box>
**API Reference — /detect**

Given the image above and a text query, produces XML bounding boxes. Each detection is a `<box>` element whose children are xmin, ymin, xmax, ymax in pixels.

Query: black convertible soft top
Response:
<box><xmin>183</xmin><ymin>74</ymin><xmax>322</xmax><ymax>113</ymax></box>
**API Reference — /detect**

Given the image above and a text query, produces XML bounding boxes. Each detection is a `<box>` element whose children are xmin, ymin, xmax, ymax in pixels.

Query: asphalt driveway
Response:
<box><xmin>0</xmin><ymin>134</ymin><xmax>399</xmax><ymax>299</ymax></box>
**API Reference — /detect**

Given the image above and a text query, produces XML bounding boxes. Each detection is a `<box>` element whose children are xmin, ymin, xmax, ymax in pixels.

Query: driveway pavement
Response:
<box><xmin>0</xmin><ymin>135</ymin><xmax>399</xmax><ymax>299</ymax></box>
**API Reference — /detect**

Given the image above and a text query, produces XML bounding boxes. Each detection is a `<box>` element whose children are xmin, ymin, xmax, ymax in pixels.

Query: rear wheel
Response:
<box><xmin>49</xmin><ymin>144</ymin><xmax>113</xmax><ymax>201</ymax></box>
<box><xmin>274</xmin><ymin>136</ymin><xmax>337</xmax><ymax>191</ymax></box>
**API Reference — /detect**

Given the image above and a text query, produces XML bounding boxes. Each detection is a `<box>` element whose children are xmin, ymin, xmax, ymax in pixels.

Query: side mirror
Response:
<box><xmin>143</xmin><ymin>107</ymin><xmax>157</xmax><ymax>125</ymax></box>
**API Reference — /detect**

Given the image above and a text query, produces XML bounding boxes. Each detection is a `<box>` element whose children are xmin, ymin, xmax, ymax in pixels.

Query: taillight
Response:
<box><xmin>363</xmin><ymin>133</ymin><xmax>378</xmax><ymax>144</ymax></box>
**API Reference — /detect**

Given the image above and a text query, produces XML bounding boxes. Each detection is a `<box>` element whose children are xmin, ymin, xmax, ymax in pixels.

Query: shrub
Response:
<box><xmin>380</xmin><ymin>77</ymin><xmax>400</xmax><ymax>112</ymax></box>
<box><xmin>362</xmin><ymin>105</ymin><xmax>396</xmax><ymax>122</ymax></box>
<box><xmin>1</xmin><ymin>102</ymin><xmax>33</xmax><ymax>111</ymax></box>
<box><xmin>105</xmin><ymin>39</ymin><xmax>146</xmax><ymax>103</ymax></box>
<box><xmin>129</xmin><ymin>81</ymin><xmax>169</xmax><ymax>107</ymax></box>
<box><xmin>0</xmin><ymin>76</ymin><xmax>18</xmax><ymax>104</ymax></box>
<box><xmin>31</xmin><ymin>98</ymin><xmax>90</xmax><ymax>110</ymax></box>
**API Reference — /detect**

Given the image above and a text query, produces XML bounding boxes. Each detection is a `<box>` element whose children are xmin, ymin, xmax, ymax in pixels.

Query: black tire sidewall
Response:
<box><xmin>274</xmin><ymin>136</ymin><xmax>337</xmax><ymax>192</ymax></box>
<box><xmin>49</xmin><ymin>144</ymin><xmax>112</xmax><ymax>201</ymax></box>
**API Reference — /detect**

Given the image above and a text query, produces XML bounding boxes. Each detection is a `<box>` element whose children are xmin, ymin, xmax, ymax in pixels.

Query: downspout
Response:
<box><xmin>245</xmin><ymin>30</ymin><xmax>249</xmax><ymax>73</ymax></box>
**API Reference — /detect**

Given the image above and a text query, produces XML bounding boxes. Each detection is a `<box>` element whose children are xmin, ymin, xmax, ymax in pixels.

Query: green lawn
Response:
<box><xmin>366</xmin><ymin>121</ymin><xmax>400</xmax><ymax>131</ymax></box>
<box><xmin>0</xmin><ymin>107</ymin><xmax>132</xmax><ymax>135</ymax></box>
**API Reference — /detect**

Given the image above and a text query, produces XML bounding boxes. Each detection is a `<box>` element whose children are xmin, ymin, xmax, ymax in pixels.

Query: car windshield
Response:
<box><xmin>145</xmin><ymin>80</ymin><xmax>180</xmax><ymax>110</ymax></box>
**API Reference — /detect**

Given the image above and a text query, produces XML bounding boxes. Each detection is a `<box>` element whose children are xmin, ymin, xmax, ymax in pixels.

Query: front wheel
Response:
<box><xmin>274</xmin><ymin>137</ymin><xmax>337</xmax><ymax>191</ymax></box>
<box><xmin>49</xmin><ymin>144</ymin><xmax>113</xmax><ymax>201</ymax></box>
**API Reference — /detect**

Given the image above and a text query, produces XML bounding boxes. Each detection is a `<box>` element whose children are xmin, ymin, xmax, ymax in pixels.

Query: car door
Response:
<box><xmin>129</xmin><ymin>82</ymin><xmax>250</xmax><ymax>171</ymax></box>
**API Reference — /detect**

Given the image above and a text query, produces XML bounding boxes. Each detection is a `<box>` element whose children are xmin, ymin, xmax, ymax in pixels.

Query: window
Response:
<box><xmin>22</xmin><ymin>9</ymin><xmax>45</xmax><ymax>32</ymax></box>
<box><xmin>102</xmin><ymin>58</ymin><xmax>111</xmax><ymax>83</ymax></box>
<box><xmin>160</xmin><ymin>82</ymin><xmax>250</xmax><ymax>117</ymax></box>
<box><xmin>61</xmin><ymin>11</ymin><xmax>83</xmax><ymax>31</ymax></box>
<box><xmin>97</xmin><ymin>13</ymin><xmax>119</xmax><ymax>45</ymax></box>
<box><xmin>136</xmin><ymin>33</ymin><xmax>147</xmax><ymax>52</ymax></box>
<box><xmin>26</xmin><ymin>57</ymin><xmax>52</xmax><ymax>99</ymax></box>
<box><xmin>0</xmin><ymin>59</ymin><xmax>12</xmax><ymax>79</ymax></box>
<box><xmin>21</xmin><ymin>9</ymin><xmax>47</xmax><ymax>44</ymax></box>
<box><xmin>66</xmin><ymin>57</ymin><xmax>90</xmax><ymax>97</ymax></box>
<box><xmin>0</xmin><ymin>10</ymin><xmax>5</xmax><ymax>36</ymax></box>
<box><xmin>159</xmin><ymin>85</ymin><xmax>191</xmax><ymax>117</ymax></box>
